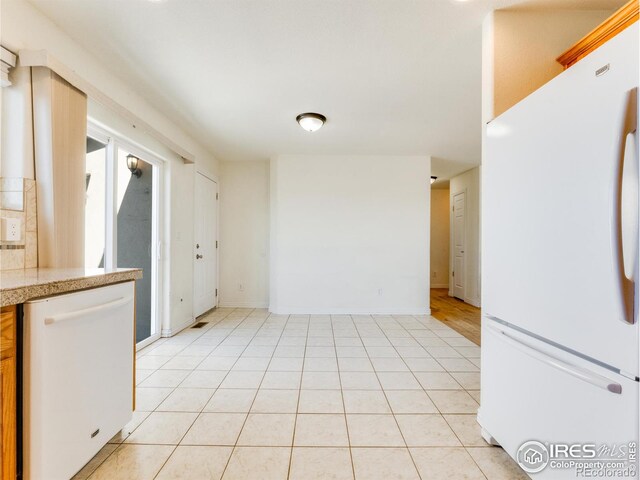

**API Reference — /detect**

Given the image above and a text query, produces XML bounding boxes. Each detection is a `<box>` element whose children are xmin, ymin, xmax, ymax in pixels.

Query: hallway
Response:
<box><xmin>430</xmin><ymin>289</ymin><xmax>481</xmax><ymax>346</ymax></box>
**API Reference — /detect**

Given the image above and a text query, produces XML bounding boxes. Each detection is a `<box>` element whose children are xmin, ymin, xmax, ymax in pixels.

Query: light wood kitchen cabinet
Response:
<box><xmin>0</xmin><ymin>305</ymin><xmax>17</xmax><ymax>480</ymax></box>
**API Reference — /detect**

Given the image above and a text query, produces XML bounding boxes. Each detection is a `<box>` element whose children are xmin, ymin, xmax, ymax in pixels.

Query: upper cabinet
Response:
<box><xmin>557</xmin><ymin>0</ymin><xmax>639</xmax><ymax>69</ymax></box>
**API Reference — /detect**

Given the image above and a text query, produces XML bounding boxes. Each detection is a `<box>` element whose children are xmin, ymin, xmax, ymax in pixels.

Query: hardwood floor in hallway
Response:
<box><xmin>430</xmin><ymin>288</ymin><xmax>481</xmax><ymax>346</ymax></box>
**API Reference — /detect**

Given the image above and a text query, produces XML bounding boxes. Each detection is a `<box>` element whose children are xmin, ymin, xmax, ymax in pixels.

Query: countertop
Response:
<box><xmin>0</xmin><ymin>268</ymin><xmax>143</xmax><ymax>306</ymax></box>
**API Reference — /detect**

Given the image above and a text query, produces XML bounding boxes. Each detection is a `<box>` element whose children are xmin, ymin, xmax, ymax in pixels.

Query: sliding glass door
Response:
<box><xmin>85</xmin><ymin>136</ymin><xmax>107</xmax><ymax>267</ymax></box>
<box><xmin>85</xmin><ymin>125</ymin><xmax>162</xmax><ymax>348</ymax></box>
<box><xmin>116</xmin><ymin>148</ymin><xmax>157</xmax><ymax>345</ymax></box>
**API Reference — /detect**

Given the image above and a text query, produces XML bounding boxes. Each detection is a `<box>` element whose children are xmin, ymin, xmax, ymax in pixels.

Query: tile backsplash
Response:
<box><xmin>0</xmin><ymin>178</ymin><xmax>37</xmax><ymax>270</ymax></box>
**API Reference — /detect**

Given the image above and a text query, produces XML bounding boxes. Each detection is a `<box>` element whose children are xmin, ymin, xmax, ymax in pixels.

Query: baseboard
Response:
<box><xmin>161</xmin><ymin>316</ymin><xmax>195</xmax><ymax>337</ymax></box>
<box><xmin>446</xmin><ymin>291</ymin><xmax>481</xmax><ymax>309</ymax></box>
<box><xmin>219</xmin><ymin>301</ymin><xmax>270</xmax><ymax>309</ymax></box>
<box><xmin>430</xmin><ymin>284</ymin><xmax>449</xmax><ymax>289</ymax></box>
<box><xmin>196</xmin><ymin>306</ymin><xmax>217</xmax><ymax>318</ymax></box>
<box><xmin>270</xmin><ymin>307</ymin><xmax>431</xmax><ymax>316</ymax></box>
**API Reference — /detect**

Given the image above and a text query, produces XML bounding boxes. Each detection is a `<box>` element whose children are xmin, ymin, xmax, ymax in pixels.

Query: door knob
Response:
<box><xmin>196</xmin><ymin>254</ymin><xmax>203</xmax><ymax>259</ymax></box>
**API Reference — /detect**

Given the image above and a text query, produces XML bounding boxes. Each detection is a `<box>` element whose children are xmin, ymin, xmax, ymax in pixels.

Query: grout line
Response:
<box><xmin>357</xmin><ymin>314</ymin><xmax>424</xmax><ymax>480</ymax></box>
<box><xmin>93</xmin><ymin>310</ymin><xmax>493</xmax><ymax>479</ymax></box>
<box><xmin>99</xmin><ymin>442</ymin><xmax>492</xmax><ymax>449</ymax></box>
<box><xmin>402</xmin><ymin>314</ymin><xmax>488</xmax><ymax>480</ymax></box>
<box><xmin>334</xmin><ymin>314</ymin><xmax>357</xmax><ymax>480</ymax></box>
<box><xmin>89</xmin><ymin>308</ymin><xmax>240</xmax><ymax>479</ymax></box>
<box><xmin>150</xmin><ymin>445</ymin><xmax>180</xmax><ymax>480</ymax></box>
<box><xmin>146</xmin><ymin>307</ymin><xmax>252</xmax><ymax>479</ymax></box>
<box><xmin>149</xmin><ymin>308</ymin><xmax>242</xmax><ymax>480</ymax></box>
<box><xmin>79</xmin><ymin>443</ymin><xmax>124</xmax><ymax>479</ymax></box>
<box><xmin>219</xmin><ymin>310</ymin><xmax>292</xmax><ymax>480</ymax></box>
<box><xmin>286</xmin><ymin>314</ymin><xmax>311</xmax><ymax>480</ymax></box>
<box><xmin>463</xmin><ymin>446</ymin><xmax>493</xmax><ymax>480</ymax></box>
<box><xmin>83</xmin><ymin>309</ymin><xmax>218</xmax><ymax>477</ymax></box>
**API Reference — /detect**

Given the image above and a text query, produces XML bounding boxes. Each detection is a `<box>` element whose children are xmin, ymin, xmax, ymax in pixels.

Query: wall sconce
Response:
<box><xmin>126</xmin><ymin>154</ymin><xmax>142</xmax><ymax>178</ymax></box>
<box><xmin>430</xmin><ymin>176</ymin><xmax>437</xmax><ymax>184</ymax></box>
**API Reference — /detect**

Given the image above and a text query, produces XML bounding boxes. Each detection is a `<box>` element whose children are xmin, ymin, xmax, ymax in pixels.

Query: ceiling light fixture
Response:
<box><xmin>296</xmin><ymin>113</ymin><xmax>326</xmax><ymax>132</ymax></box>
<box><xmin>430</xmin><ymin>176</ymin><xmax>437</xmax><ymax>184</ymax></box>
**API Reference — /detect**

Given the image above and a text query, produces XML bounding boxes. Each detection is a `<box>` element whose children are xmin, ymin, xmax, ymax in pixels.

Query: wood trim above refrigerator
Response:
<box><xmin>556</xmin><ymin>0</ymin><xmax>638</xmax><ymax>69</ymax></box>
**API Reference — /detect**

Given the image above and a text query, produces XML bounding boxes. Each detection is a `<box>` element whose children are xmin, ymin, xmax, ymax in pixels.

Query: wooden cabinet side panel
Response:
<box><xmin>0</xmin><ymin>306</ymin><xmax>17</xmax><ymax>480</ymax></box>
<box><xmin>1</xmin><ymin>358</ymin><xmax>16</xmax><ymax>480</ymax></box>
<box><xmin>0</xmin><ymin>308</ymin><xmax>15</xmax><ymax>361</ymax></box>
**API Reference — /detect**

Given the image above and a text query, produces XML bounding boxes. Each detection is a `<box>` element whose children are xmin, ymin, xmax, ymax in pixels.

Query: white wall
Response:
<box><xmin>1</xmin><ymin>0</ymin><xmax>219</xmax><ymax>336</ymax></box>
<box><xmin>430</xmin><ymin>188</ymin><xmax>450</xmax><ymax>288</ymax></box>
<box><xmin>219</xmin><ymin>160</ymin><xmax>270</xmax><ymax>308</ymax></box>
<box><xmin>449</xmin><ymin>167</ymin><xmax>480</xmax><ymax>307</ymax></box>
<box><xmin>167</xmin><ymin>162</ymin><xmax>196</xmax><ymax>334</ymax></box>
<box><xmin>1</xmin><ymin>0</ymin><xmax>218</xmax><ymax>179</ymax></box>
<box><xmin>1</xmin><ymin>66</ymin><xmax>34</xmax><ymax>178</ymax></box>
<box><xmin>270</xmin><ymin>154</ymin><xmax>431</xmax><ymax>315</ymax></box>
<box><xmin>483</xmin><ymin>8</ymin><xmax>613</xmax><ymax>120</ymax></box>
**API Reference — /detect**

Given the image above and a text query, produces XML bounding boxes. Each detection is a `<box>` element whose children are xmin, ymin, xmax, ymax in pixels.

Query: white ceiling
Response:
<box><xmin>28</xmin><ymin>0</ymin><xmax>622</xmax><ymax>179</ymax></box>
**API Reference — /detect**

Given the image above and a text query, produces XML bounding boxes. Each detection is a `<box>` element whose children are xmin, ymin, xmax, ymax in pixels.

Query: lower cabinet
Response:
<box><xmin>1</xmin><ymin>305</ymin><xmax>17</xmax><ymax>480</ymax></box>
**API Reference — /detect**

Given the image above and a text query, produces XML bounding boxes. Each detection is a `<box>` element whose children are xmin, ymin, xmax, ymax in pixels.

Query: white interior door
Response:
<box><xmin>194</xmin><ymin>172</ymin><xmax>218</xmax><ymax>316</ymax></box>
<box><xmin>453</xmin><ymin>191</ymin><xmax>466</xmax><ymax>300</ymax></box>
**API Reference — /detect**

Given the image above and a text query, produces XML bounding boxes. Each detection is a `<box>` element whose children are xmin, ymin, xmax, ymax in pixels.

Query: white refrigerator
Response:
<box><xmin>480</xmin><ymin>24</ymin><xmax>639</xmax><ymax>479</ymax></box>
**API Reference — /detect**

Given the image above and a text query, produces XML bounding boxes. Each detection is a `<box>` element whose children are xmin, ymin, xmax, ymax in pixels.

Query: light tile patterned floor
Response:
<box><xmin>74</xmin><ymin>308</ymin><xmax>529</xmax><ymax>480</ymax></box>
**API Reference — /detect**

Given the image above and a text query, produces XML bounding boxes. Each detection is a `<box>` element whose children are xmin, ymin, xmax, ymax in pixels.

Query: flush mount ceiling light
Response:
<box><xmin>296</xmin><ymin>113</ymin><xmax>326</xmax><ymax>132</ymax></box>
<box><xmin>430</xmin><ymin>176</ymin><xmax>438</xmax><ymax>184</ymax></box>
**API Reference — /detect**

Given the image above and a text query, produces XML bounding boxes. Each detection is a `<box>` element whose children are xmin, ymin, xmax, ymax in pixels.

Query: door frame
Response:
<box><xmin>449</xmin><ymin>188</ymin><xmax>467</xmax><ymax>301</ymax></box>
<box><xmin>193</xmin><ymin>170</ymin><xmax>220</xmax><ymax>316</ymax></box>
<box><xmin>87</xmin><ymin>120</ymin><xmax>164</xmax><ymax>350</ymax></box>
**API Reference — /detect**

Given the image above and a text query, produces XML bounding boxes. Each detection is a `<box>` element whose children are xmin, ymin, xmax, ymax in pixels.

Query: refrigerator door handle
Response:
<box><xmin>487</xmin><ymin>323</ymin><xmax>622</xmax><ymax>394</ymax></box>
<box><xmin>44</xmin><ymin>296</ymin><xmax>133</xmax><ymax>325</ymax></box>
<box><xmin>613</xmin><ymin>86</ymin><xmax>638</xmax><ymax>325</ymax></box>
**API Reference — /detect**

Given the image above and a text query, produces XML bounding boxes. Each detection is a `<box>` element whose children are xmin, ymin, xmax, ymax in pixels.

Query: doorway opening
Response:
<box><xmin>430</xmin><ymin>179</ymin><xmax>481</xmax><ymax>345</ymax></box>
<box><xmin>430</xmin><ymin>180</ymin><xmax>451</xmax><ymax>292</ymax></box>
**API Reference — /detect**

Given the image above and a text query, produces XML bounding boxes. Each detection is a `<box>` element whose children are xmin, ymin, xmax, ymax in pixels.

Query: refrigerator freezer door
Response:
<box><xmin>483</xmin><ymin>25</ymin><xmax>639</xmax><ymax>375</ymax></box>
<box><xmin>479</xmin><ymin>318</ymin><xmax>638</xmax><ymax>479</ymax></box>
<box><xmin>23</xmin><ymin>282</ymin><xmax>134</xmax><ymax>480</ymax></box>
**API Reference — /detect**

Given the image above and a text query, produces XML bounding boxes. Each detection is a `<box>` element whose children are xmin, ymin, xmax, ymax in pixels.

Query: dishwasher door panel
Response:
<box><xmin>23</xmin><ymin>281</ymin><xmax>134</xmax><ymax>480</ymax></box>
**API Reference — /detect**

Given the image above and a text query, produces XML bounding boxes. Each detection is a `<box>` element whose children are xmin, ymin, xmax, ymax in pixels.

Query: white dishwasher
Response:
<box><xmin>23</xmin><ymin>281</ymin><xmax>135</xmax><ymax>480</ymax></box>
